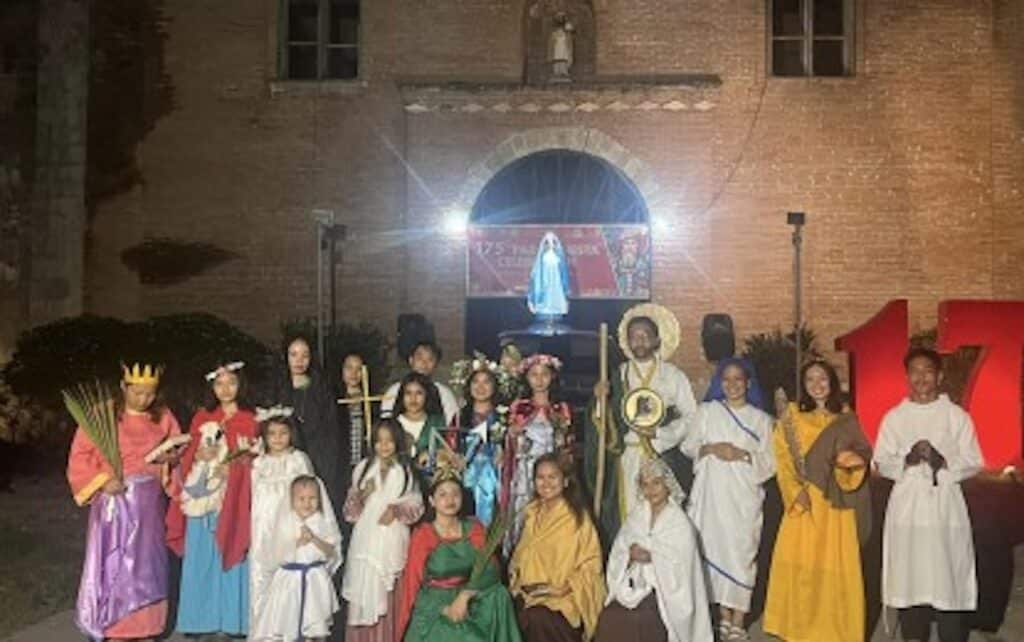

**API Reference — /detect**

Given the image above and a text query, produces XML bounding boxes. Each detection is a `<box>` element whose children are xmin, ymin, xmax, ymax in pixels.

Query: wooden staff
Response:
<box><xmin>594</xmin><ymin>323</ymin><xmax>609</xmax><ymax>516</ymax></box>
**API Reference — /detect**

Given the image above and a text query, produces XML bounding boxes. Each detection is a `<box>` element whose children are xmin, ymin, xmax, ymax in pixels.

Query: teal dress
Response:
<box><xmin>402</xmin><ymin>520</ymin><xmax>521</xmax><ymax>642</ymax></box>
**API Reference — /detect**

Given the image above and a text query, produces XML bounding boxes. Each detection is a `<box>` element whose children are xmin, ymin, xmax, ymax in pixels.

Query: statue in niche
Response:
<box><xmin>548</xmin><ymin>13</ymin><xmax>575</xmax><ymax>82</ymax></box>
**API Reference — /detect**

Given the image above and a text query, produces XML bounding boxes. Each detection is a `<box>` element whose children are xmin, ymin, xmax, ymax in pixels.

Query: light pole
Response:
<box><xmin>313</xmin><ymin>209</ymin><xmax>346</xmax><ymax>367</ymax></box>
<box><xmin>787</xmin><ymin>211</ymin><xmax>805</xmax><ymax>399</ymax></box>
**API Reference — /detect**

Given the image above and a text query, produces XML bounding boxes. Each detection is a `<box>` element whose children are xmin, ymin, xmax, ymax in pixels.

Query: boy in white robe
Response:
<box><xmin>381</xmin><ymin>341</ymin><xmax>459</xmax><ymax>424</ymax></box>
<box><xmin>874</xmin><ymin>348</ymin><xmax>984</xmax><ymax>642</ymax></box>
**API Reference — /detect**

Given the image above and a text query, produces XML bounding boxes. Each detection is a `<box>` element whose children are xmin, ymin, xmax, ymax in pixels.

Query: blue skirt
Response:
<box><xmin>176</xmin><ymin>512</ymin><xmax>249</xmax><ymax>634</ymax></box>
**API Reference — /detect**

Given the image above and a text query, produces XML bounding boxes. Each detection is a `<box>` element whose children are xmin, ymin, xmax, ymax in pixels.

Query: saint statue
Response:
<box><xmin>548</xmin><ymin>13</ymin><xmax>575</xmax><ymax>82</ymax></box>
<box><xmin>527</xmin><ymin>232</ymin><xmax>571</xmax><ymax>323</ymax></box>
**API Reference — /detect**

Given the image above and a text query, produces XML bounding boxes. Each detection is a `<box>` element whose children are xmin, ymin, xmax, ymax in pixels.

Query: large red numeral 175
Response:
<box><xmin>937</xmin><ymin>301</ymin><xmax>1024</xmax><ymax>467</ymax></box>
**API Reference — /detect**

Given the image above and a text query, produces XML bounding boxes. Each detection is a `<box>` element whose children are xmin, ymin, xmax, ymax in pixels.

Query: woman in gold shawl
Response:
<box><xmin>764</xmin><ymin>359</ymin><xmax>872</xmax><ymax>642</ymax></box>
<box><xmin>509</xmin><ymin>453</ymin><xmax>605</xmax><ymax>641</ymax></box>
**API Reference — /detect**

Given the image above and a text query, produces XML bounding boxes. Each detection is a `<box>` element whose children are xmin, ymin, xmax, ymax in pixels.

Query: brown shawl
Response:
<box><xmin>804</xmin><ymin>412</ymin><xmax>873</xmax><ymax>545</ymax></box>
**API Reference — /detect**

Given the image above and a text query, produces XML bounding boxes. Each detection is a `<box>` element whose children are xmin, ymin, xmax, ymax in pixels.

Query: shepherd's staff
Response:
<box><xmin>594</xmin><ymin>323</ymin><xmax>609</xmax><ymax>516</ymax></box>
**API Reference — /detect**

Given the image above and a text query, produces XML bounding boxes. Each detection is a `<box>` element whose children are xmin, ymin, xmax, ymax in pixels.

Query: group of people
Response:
<box><xmin>66</xmin><ymin>302</ymin><xmax>985</xmax><ymax>642</ymax></box>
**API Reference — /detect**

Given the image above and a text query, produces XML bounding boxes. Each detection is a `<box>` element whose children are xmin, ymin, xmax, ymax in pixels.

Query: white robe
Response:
<box><xmin>606</xmin><ymin>500</ymin><xmax>714</xmax><ymax>642</ymax></box>
<box><xmin>342</xmin><ymin>458</ymin><xmax>423</xmax><ymax>626</ymax></box>
<box><xmin>250</xmin><ymin>449</ymin><xmax>314</xmax><ymax>624</ymax></box>
<box><xmin>618</xmin><ymin>359</ymin><xmax>698</xmax><ymax>517</ymax></box>
<box><xmin>251</xmin><ymin>508</ymin><xmax>342</xmax><ymax>641</ymax></box>
<box><xmin>682</xmin><ymin>401</ymin><xmax>775</xmax><ymax>611</ymax></box>
<box><xmin>874</xmin><ymin>394</ymin><xmax>983</xmax><ymax>611</ymax></box>
<box><xmin>381</xmin><ymin>379</ymin><xmax>459</xmax><ymax>425</ymax></box>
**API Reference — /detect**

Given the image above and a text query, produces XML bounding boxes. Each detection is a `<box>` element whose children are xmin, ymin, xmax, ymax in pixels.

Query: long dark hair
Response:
<box><xmin>798</xmin><ymin>359</ymin><xmax>845</xmax><ymax>414</ymax></box>
<box><xmin>394</xmin><ymin>372</ymin><xmax>443</xmax><ymax>418</ymax></box>
<box><xmin>259</xmin><ymin>415</ymin><xmax>297</xmax><ymax>446</ymax></box>
<box><xmin>356</xmin><ymin>419</ymin><xmax>414</xmax><ymax>495</ymax></box>
<box><xmin>274</xmin><ymin>334</ymin><xmax>329</xmax><ymax>400</ymax></box>
<box><xmin>202</xmin><ymin>367</ymin><xmax>252</xmax><ymax>412</ymax></box>
<box><xmin>423</xmin><ymin>477</ymin><xmax>467</xmax><ymax>523</ymax></box>
<box><xmin>532</xmin><ymin>452</ymin><xmax>587</xmax><ymax>526</ymax></box>
<box><xmin>519</xmin><ymin>362</ymin><xmax>565</xmax><ymax>406</ymax></box>
<box><xmin>458</xmin><ymin>368</ymin><xmax>500</xmax><ymax>429</ymax></box>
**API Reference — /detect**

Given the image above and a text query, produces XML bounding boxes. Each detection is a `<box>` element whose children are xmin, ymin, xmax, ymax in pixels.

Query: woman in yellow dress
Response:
<box><xmin>764</xmin><ymin>359</ymin><xmax>873</xmax><ymax>642</ymax></box>
<box><xmin>509</xmin><ymin>452</ymin><xmax>605</xmax><ymax>642</ymax></box>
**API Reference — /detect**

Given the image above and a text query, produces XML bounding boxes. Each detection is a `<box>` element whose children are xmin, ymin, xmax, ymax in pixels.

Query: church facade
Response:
<box><xmin>4</xmin><ymin>0</ymin><xmax>1024</xmax><ymax>378</ymax></box>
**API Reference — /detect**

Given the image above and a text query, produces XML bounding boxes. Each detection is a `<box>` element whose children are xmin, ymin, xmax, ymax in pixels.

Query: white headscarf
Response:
<box><xmin>636</xmin><ymin>457</ymin><xmax>686</xmax><ymax>506</ymax></box>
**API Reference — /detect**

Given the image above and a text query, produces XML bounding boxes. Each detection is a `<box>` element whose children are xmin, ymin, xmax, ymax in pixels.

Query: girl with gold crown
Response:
<box><xmin>67</xmin><ymin>362</ymin><xmax>184</xmax><ymax>641</ymax></box>
<box><xmin>398</xmin><ymin>449</ymin><xmax>521</xmax><ymax>642</ymax></box>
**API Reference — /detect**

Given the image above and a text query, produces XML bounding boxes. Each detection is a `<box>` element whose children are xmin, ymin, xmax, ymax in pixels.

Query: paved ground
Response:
<box><xmin>8</xmin><ymin>545</ymin><xmax>1023</xmax><ymax>642</ymax></box>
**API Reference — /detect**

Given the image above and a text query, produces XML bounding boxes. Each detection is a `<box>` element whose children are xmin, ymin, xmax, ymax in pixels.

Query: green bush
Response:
<box><xmin>2</xmin><ymin>313</ymin><xmax>275</xmax><ymax>439</ymax></box>
<box><xmin>741</xmin><ymin>327</ymin><xmax>822</xmax><ymax>415</ymax></box>
<box><xmin>279</xmin><ymin>318</ymin><xmax>393</xmax><ymax>390</ymax></box>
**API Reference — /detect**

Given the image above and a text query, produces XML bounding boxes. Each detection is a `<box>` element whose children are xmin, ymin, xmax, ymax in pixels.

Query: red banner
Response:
<box><xmin>466</xmin><ymin>225</ymin><xmax>651</xmax><ymax>299</ymax></box>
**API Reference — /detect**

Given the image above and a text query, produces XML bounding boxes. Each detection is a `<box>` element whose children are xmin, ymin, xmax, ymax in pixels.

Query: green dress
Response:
<box><xmin>402</xmin><ymin>520</ymin><xmax>521</xmax><ymax>642</ymax></box>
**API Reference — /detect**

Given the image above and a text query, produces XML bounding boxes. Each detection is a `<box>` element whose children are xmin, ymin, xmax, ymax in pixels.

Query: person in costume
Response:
<box><xmin>509</xmin><ymin>453</ymin><xmax>605</xmax><ymax>642</ymax></box>
<box><xmin>382</xmin><ymin>340</ymin><xmax>460</xmax><ymax>424</ymax></box>
<box><xmin>585</xmin><ymin>304</ymin><xmax>698</xmax><ymax>544</ymax></box>
<box><xmin>763</xmin><ymin>359</ymin><xmax>873</xmax><ymax>642</ymax></box>
<box><xmin>397</xmin><ymin>452</ymin><xmax>521</xmax><ymax>642</ymax></box>
<box><xmin>527</xmin><ymin>232</ymin><xmax>572</xmax><ymax>320</ymax></box>
<box><xmin>251</xmin><ymin>474</ymin><xmax>343</xmax><ymax>641</ymax></box>
<box><xmin>874</xmin><ymin>348</ymin><xmax>983</xmax><ymax>642</ymax></box>
<box><xmin>167</xmin><ymin>361</ymin><xmax>257</xmax><ymax>637</ymax></box>
<box><xmin>449</xmin><ymin>353</ymin><xmax>515</xmax><ymax>526</ymax></box>
<box><xmin>502</xmin><ymin>354</ymin><xmax>573</xmax><ymax>555</ymax></box>
<box><xmin>342</xmin><ymin>419</ymin><xmax>425</xmax><ymax>642</ymax></box>
<box><xmin>250</xmin><ymin>407</ymin><xmax>315</xmax><ymax>626</ymax></box>
<box><xmin>595</xmin><ymin>458</ymin><xmax>713</xmax><ymax>642</ymax></box>
<box><xmin>67</xmin><ymin>362</ymin><xmax>183</xmax><ymax>641</ymax></box>
<box><xmin>393</xmin><ymin>371</ymin><xmax>449</xmax><ymax>462</ymax></box>
<box><xmin>681</xmin><ymin>357</ymin><xmax>775</xmax><ymax>641</ymax></box>
<box><xmin>275</xmin><ymin>335</ymin><xmax>341</xmax><ymax>508</ymax></box>
<box><xmin>338</xmin><ymin>352</ymin><xmax>368</xmax><ymax>492</ymax></box>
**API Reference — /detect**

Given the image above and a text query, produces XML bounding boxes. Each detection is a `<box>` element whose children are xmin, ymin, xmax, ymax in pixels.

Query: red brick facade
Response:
<box><xmin>83</xmin><ymin>0</ymin><xmax>1024</xmax><ymax>385</ymax></box>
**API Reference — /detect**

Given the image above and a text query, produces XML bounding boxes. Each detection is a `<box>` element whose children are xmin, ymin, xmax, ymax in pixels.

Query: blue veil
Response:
<box><xmin>526</xmin><ymin>232</ymin><xmax>571</xmax><ymax>315</ymax></box>
<box><xmin>703</xmin><ymin>356</ymin><xmax>766</xmax><ymax>411</ymax></box>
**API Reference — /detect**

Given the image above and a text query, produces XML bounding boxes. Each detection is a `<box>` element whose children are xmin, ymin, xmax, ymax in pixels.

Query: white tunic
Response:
<box><xmin>874</xmin><ymin>394</ymin><xmax>983</xmax><ymax>611</ymax></box>
<box><xmin>618</xmin><ymin>359</ymin><xmax>698</xmax><ymax>517</ymax></box>
<box><xmin>682</xmin><ymin>401</ymin><xmax>776</xmax><ymax>611</ymax></box>
<box><xmin>251</xmin><ymin>510</ymin><xmax>342</xmax><ymax>641</ymax></box>
<box><xmin>381</xmin><ymin>380</ymin><xmax>459</xmax><ymax>425</ymax></box>
<box><xmin>606</xmin><ymin>500</ymin><xmax>714</xmax><ymax>642</ymax></box>
<box><xmin>250</xmin><ymin>449</ymin><xmax>314</xmax><ymax>623</ymax></box>
<box><xmin>342</xmin><ymin>458</ymin><xmax>423</xmax><ymax>626</ymax></box>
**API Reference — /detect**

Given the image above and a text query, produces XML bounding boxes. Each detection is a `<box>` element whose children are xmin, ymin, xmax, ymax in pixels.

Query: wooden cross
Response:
<box><xmin>337</xmin><ymin>365</ymin><xmax>392</xmax><ymax>445</ymax></box>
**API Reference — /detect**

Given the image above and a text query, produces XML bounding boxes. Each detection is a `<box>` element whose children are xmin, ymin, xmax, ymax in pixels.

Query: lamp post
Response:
<box><xmin>313</xmin><ymin>209</ymin><xmax>346</xmax><ymax>367</ymax></box>
<box><xmin>787</xmin><ymin>211</ymin><xmax>805</xmax><ymax>399</ymax></box>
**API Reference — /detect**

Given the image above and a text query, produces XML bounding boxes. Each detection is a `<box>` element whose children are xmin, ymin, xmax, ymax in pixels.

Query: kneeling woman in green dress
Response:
<box><xmin>398</xmin><ymin>457</ymin><xmax>522</xmax><ymax>642</ymax></box>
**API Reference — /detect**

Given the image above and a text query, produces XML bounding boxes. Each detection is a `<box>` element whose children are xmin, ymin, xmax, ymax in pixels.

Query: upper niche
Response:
<box><xmin>523</xmin><ymin>0</ymin><xmax>596</xmax><ymax>84</ymax></box>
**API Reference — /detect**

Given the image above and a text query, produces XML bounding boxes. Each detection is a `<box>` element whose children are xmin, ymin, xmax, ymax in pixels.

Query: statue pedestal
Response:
<box><xmin>526</xmin><ymin>314</ymin><xmax>572</xmax><ymax>335</ymax></box>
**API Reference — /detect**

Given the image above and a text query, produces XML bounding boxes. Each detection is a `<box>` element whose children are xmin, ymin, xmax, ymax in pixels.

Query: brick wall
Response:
<box><xmin>86</xmin><ymin>0</ymin><xmax>1024</xmax><ymax>389</ymax></box>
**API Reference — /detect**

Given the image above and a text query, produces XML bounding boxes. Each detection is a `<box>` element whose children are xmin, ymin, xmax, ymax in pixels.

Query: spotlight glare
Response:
<box><xmin>443</xmin><ymin>209</ymin><xmax>469</xmax><ymax>238</ymax></box>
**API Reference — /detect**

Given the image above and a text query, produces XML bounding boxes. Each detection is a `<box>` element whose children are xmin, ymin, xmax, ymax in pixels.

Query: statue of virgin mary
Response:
<box><xmin>527</xmin><ymin>231</ymin><xmax>571</xmax><ymax>320</ymax></box>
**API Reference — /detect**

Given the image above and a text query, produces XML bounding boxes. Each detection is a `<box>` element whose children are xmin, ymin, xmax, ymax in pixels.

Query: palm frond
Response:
<box><xmin>62</xmin><ymin>380</ymin><xmax>121</xmax><ymax>479</ymax></box>
<box><xmin>469</xmin><ymin>506</ymin><xmax>512</xmax><ymax>584</ymax></box>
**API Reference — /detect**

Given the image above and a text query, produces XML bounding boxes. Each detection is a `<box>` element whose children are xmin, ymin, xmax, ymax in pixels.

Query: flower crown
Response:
<box><xmin>255</xmin><ymin>405</ymin><xmax>294</xmax><ymax>423</ymax></box>
<box><xmin>517</xmin><ymin>353</ymin><xmax>563</xmax><ymax>375</ymax></box>
<box><xmin>428</xmin><ymin>445</ymin><xmax>466</xmax><ymax>488</ymax></box>
<box><xmin>450</xmin><ymin>351</ymin><xmax>519</xmax><ymax>400</ymax></box>
<box><xmin>204</xmin><ymin>361</ymin><xmax>245</xmax><ymax>382</ymax></box>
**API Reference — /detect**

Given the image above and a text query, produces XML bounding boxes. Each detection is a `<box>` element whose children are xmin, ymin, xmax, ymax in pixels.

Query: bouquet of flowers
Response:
<box><xmin>62</xmin><ymin>381</ymin><xmax>122</xmax><ymax>479</ymax></box>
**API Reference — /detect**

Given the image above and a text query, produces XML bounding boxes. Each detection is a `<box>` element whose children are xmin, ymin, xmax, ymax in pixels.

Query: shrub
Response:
<box><xmin>741</xmin><ymin>327</ymin><xmax>822</xmax><ymax>415</ymax></box>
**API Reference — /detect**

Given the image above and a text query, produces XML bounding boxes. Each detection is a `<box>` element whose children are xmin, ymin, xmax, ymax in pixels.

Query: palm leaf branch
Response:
<box><xmin>62</xmin><ymin>380</ymin><xmax>122</xmax><ymax>479</ymax></box>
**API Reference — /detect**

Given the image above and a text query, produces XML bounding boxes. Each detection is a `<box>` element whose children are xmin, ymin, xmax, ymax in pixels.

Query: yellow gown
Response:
<box><xmin>763</xmin><ymin>404</ymin><xmax>866</xmax><ymax>642</ymax></box>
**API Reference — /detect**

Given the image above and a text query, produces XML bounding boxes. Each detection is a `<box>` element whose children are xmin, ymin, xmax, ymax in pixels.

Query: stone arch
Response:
<box><xmin>455</xmin><ymin>126</ymin><xmax>665</xmax><ymax>220</ymax></box>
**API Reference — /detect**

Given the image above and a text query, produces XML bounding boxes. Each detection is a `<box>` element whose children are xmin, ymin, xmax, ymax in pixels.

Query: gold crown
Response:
<box><xmin>122</xmin><ymin>362</ymin><xmax>163</xmax><ymax>386</ymax></box>
<box><xmin>430</xmin><ymin>448</ymin><xmax>466</xmax><ymax>488</ymax></box>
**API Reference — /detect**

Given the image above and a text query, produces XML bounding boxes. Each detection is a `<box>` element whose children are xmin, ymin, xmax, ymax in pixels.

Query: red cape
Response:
<box><xmin>166</xmin><ymin>407</ymin><xmax>258</xmax><ymax>570</ymax></box>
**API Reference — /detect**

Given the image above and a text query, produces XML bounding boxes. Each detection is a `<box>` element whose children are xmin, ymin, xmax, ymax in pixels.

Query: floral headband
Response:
<box><xmin>255</xmin><ymin>405</ymin><xmax>293</xmax><ymax>423</ymax></box>
<box><xmin>204</xmin><ymin>361</ymin><xmax>245</xmax><ymax>382</ymax></box>
<box><xmin>518</xmin><ymin>353</ymin><xmax>563</xmax><ymax>375</ymax></box>
<box><xmin>450</xmin><ymin>351</ymin><xmax>518</xmax><ymax>400</ymax></box>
